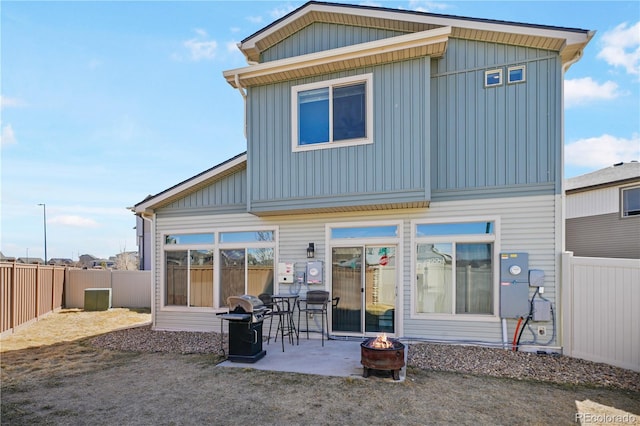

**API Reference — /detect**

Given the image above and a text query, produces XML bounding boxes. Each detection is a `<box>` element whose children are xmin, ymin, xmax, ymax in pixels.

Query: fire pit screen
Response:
<box><xmin>360</xmin><ymin>333</ymin><xmax>405</xmax><ymax>380</ymax></box>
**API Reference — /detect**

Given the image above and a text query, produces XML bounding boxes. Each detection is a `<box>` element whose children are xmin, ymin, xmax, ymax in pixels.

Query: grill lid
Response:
<box><xmin>227</xmin><ymin>295</ymin><xmax>265</xmax><ymax>313</ymax></box>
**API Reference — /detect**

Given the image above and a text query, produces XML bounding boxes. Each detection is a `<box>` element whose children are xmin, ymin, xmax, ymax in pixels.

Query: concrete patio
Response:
<box><xmin>217</xmin><ymin>335</ymin><xmax>407</xmax><ymax>382</ymax></box>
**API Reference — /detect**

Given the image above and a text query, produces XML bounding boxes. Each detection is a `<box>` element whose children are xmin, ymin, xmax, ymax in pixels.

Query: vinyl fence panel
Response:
<box><xmin>562</xmin><ymin>253</ymin><xmax>640</xmax><ymax>372</ymax></box>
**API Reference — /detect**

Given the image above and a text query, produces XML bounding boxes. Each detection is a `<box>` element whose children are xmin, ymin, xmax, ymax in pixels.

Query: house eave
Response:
<box><xmin>224</xmin><ymin>26</ymin><xmax>451</xmax><ymax>88</ymax></box>
<box><xmin>134</xmin><ymin>153</ymin><xmax>247</xmax><ymax>214</ymax></box>
<box><xmin>249</xmin><ymin>200</ymin><xmax>430</xmax><ymax>217</ymax></box>
<box><xmin>237</xmin><ymin>1</ymin><xmax>593</xmax><ymax>67</ymax></box>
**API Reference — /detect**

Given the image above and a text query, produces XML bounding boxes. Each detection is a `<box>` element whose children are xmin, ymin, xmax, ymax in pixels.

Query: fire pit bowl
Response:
<box><xmin>361</xmin><ymin>335</ymin><xmax>405</xmax><ymax>381</ymax></box>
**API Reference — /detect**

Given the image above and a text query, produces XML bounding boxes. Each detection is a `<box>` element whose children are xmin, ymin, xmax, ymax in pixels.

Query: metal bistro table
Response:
<box><xmin>270</xmin><ymin>294</ymin><xmax>299</xmax><ymax>349</ymax></box>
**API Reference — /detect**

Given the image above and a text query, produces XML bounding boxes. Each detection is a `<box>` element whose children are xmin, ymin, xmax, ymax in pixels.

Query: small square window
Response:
<box><xmin>484</xmin><ymin>69</ymin><xmax>502</xmax><ymax>87</ymax></box>
<box><xmin>508</xmin><ymin>65</ymin><xmax>526</xmax><ymax>84</ymax></box>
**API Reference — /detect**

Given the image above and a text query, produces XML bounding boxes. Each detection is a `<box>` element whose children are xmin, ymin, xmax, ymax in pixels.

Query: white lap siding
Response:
<box><xmin>151</xmin><ymin>194</ymin><xmax>560</xmax><ymax>347</ymax></box>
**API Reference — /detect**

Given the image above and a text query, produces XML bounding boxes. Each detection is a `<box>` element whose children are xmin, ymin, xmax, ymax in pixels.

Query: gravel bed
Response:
<box><xmin>91</xmin><ymin>325</ymin><xmax>640</xmax><ymax>392</ymax></box>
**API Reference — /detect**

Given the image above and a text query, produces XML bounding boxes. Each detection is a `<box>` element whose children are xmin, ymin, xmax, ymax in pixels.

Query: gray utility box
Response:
<box><xmin>532</xmin><ymin>299</ymin><xmax>552</xmax><ymax>321</ymax></box>
<box><xmin>84</xmin><ymin>288</ymin><xmax>112</xmax><ymax>311</ymax></box>
<box><xmin>499</xmin><ymin>252</ymin><xmax>530</xmax><ymax>319</ymax></box>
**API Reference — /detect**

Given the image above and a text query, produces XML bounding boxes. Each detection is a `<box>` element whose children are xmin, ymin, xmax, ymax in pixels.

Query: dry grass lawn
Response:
<box><xmin>1</xmin><ymin>308</ymin><xmax>638</xmax><ymax>425</ymax></box>
<box><xmin>1</xmin><ymin>308</ymin><xmax>151</xmax><ymax>353</ymax></box>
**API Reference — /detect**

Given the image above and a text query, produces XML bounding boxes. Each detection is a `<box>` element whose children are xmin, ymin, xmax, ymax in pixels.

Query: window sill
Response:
<box><xmin>160</xmin><ymin>306</ymin><xmax>227</xmax><ymax>313</ymax></box>
<box><xmin>410</xmin><ymin>313</ymin><xmax>501</xmax><ymax>322</ymax></box>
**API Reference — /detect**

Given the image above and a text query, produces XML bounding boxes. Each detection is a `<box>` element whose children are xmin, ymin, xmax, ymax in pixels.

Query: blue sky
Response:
<box><xmin>1</xmin><ymin>1</ymin><xmax>639</xmax><ymax>261</ymax></box>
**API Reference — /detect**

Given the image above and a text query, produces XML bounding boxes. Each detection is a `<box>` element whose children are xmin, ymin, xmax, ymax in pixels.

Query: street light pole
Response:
<box><xmin>37</xmin><ymin>203</ymin><xmax>47</xmax><ymax>264</ymax></box>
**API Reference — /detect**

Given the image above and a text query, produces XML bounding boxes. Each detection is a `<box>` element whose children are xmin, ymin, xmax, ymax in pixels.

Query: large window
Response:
<box><xmin>415</xmin><ymin>221</ymin><xmax>495</xmax><ymax>316</ymax></box>
<box><xmin>621</xmin><ymin>186</ymin><xmax>640</xmax><ymax>217</ymax></box>
<box><xmin>219</xmin><ymin>231</ymin><xmax>274</xmax><ymax>307</ymax></box>
<box><xmin>163</xmin><ymin>230</ymin><xmax>275</xmax><ymax>309</ymax></box>
<box><xmin>292</xmin><ymin>74</ymin><xmax>373</xmax><ymax>151</ymax></box>
<box><xmin>164</xmin><ymin>233</ymin><xmax>214</xmax><ymax>308</ymax></box>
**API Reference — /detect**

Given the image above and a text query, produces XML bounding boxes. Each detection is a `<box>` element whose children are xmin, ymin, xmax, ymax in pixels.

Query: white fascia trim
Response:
<box><xmin>135</xmin><ymin>153</ymin><xmax>247</xmax><ymax>213</ymax></box>
<box><xmin>224</xmin><ymin>26</ymin><xmax>451</xmax><ymax>87</ymax></box>
<box><xmin>240</xmin><ymin>3</ymin><xmax>591</xmax><ymax>55</ymax></box>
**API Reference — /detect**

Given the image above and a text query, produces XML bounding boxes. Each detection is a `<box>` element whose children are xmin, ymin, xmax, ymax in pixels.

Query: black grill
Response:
<box><xmin>219</xmin><ymin>295</ymin><xmax>267</xmax><ymax>363</ymax></box>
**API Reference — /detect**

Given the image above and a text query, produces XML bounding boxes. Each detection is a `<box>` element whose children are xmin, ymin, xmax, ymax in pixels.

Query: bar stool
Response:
<box><xmin>297</xmin><ymin>290</ymin><xmax>330</xmax><ymax>346</ymax></box>
<box><xmin>269</xmin><ymin>295</ymin><xmax>298</xmax><ymax>352</ymax></box>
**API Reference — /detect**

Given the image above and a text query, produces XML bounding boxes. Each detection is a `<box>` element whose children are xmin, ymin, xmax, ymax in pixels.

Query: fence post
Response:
<box><xmin>11</xmin><ymin>261</ymin><xmax>17</xmax><ymax>332</ymax></box>
<box><xmin>560</xmin><ymin>251</ymin><xmax>574</xmax><ymax>357</ymax></box>
<box><xmin>36</xmin><ymin>263</ymin><xmax>41</xmax><ymax>319</ymax></box>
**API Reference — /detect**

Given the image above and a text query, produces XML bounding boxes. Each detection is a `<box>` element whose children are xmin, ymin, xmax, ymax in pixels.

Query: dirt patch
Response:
<box><xmin>2</xmin><ymin>309</ymin><xmax>639</xmax><ymax>425</ymax></box>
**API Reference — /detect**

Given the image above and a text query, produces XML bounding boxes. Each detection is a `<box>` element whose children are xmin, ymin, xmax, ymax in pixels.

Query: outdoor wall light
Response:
<box><xmin>307</xmin><ymin>243</ymin><xmax>315</xmax><ymax>258</ymax></box>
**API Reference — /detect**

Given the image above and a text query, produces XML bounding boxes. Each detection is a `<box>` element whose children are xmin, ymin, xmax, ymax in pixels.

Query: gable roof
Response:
<box><xmin>134</xmin><ymin>152</ymin><xmax>247</xmax><ymax>214</ymax></box>
<box><xmin>230</xmin><ymin>1</ymin><xmax>593</xmax><ymax>82</ymax></box>
<box><xmin>566</xmin><ymin>162</ymin><xmax>640</xmax><ymax>193</ymax></box>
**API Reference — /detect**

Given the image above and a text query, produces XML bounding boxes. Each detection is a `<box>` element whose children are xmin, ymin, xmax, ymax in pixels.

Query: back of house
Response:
<box><xmin>135</xmin><ymin>2</ymin><xmax>593</xmax><ymax>352</ymax></box>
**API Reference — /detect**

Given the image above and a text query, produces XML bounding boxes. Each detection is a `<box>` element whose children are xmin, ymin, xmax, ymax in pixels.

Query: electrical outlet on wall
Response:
<box><xmin>537</xmin><ymin>326</ymin><xmax>546</xmax><ymax>336</ymax></box>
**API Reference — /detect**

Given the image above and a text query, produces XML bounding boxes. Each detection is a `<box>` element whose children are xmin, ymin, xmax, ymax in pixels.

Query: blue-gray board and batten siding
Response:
<box><xmin>243</xmin><ymin>22</ymin><xmax>563</xmax><ymax>215</ymax></box>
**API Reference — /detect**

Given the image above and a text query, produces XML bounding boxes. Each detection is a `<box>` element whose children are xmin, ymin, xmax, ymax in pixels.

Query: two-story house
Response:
<box><xmin>134</xmin><ymin>2</ymin><xmax>592</xmax><ymax>350</ymax></box>
<box><xmin>566</xmin><ymin>161</ymin><xmax>640</xmax><ymax>259</ymax></box>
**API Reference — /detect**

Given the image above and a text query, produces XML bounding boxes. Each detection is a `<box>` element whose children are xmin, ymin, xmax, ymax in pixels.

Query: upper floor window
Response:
<box><xmin>292</xmin><ymin>74</ymin><xmax>373</xmax><ymax>152</ymax></box>
<box><xmin>621</xmin><ymin>186</ymin><xmax>640</xmax><ymax>217</ymax></box>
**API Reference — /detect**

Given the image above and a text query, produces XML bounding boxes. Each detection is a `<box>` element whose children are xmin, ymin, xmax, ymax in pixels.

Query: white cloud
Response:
<box><xmin>1</xmin><ymin>96</ymin><xmax>27</xmax><ymax>109</ymax></box>
<box><xmin>408</xmin><ymin>0</ymin><xmax>451</xmax><ymax>12</ymax></box>
<box><xmin>269</xmin><ymin>5</ymin><xmax>295</xmax><ymax>20</ymax></box>
<box><xmin>227</xmin><ymin>41</ymin><xmax>239</xmax><ymax>53</ymax></box>
<box><xmin>184</xmin><ymin>29</ymin><xmax>218</xmax><ymax>61</ymax></box>
<box><xmin>564</xmin><ymin>77</ymin><xmax>621</xmax><ymax>107</ymax></box>
<box><xmin>359</xmin><ymin>1</ymin><xmax>383</xmax><ymax>7</ymax></box>
<box><xmin>48</xmin><ymin>215</ymin><xmax>100</xmax><ymax>228</ymax></box>
<box><xmin>1</xmin><ymin>123</ymin><xmax>17</xmax><ymax>147</ymax></box>
<box><xmin>565</xmin><ymin>134</ymin><xmax>640</xmax><ymax>168</ymax></box>
<box><xmin>597</xmin><ymin>21</ymin><xmax>640</xmax><ymax>76</ymax></box>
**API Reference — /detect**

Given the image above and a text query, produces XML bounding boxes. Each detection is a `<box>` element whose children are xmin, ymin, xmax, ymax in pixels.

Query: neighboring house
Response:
<box><xmin>566</xmin><ymin>161</ymin><xmax>640</xmax><ymax>259</ymax></box>
<box><xmin>79</xmin><ymin>254</ymin><xmax>98</xmax><ymax>269</ymax></box>
<box><xmin>16</xmin><ymin>257</ymin><xmax>45</xmax><ymax>265</ymax></box>
<box><xmin>48</xmin><ymin>258</ymin><xmax>74</xmax><ymax>266</ymax></box>
<box><xmin>0</xmin><ymin>251</ymin><xmax>16</xmax><ymax>262</ymax></box>
<box><xmin>134</xmin><ymin>2</ymin><xmax>592</xmax><ymax>349</ymax></box>
<box><xmin>135</xmin><ymin>213</ymin><xmax>152</xmax><ymax>270</ymax></box>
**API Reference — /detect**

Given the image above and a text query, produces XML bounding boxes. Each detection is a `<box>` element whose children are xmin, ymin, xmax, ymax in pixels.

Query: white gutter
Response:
<box><xmin>234</xmin><ymin>74</ymin><xmax>248</xmax><ymax>139</ymax></box>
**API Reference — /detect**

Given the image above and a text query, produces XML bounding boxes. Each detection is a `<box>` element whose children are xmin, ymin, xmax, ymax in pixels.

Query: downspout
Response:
<box><xmin>234</xmin><ymin>74</ymin><xmax>248</xmax><ymax>139</ymax></box>
<box><xmin>557</xmin><ymin>46</ymin><xmax>586</xmax><ymax>352</ymax></box>
<box><xmin>140</xmin><ymin>212</ymin><xmax>156</xmax><ymax>329</ymax></box>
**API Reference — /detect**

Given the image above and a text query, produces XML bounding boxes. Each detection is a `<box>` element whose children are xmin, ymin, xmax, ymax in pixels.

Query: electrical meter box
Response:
<box><xmin>500</xmin><ymin>252</ymin><xmax>529</xmax><ymax>283</ymax></box>
<box><xmin>306</xmin><ymin>261</ymin><xmax>323</xmax><ymax>284</ymax></box>
<box><xmin>277</xmin><ymin>262</ymin><xmax>294</xmax><ymax>284</ymax></box>
<box><xmin>499</xmin><ymin>252</ymin><xmax>530</xmax><ymax>318</ymax></box>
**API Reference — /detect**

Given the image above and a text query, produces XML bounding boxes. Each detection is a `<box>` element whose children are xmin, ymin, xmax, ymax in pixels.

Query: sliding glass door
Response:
<box><xmin>331</xmin><ymin>245</ymin><xmax>396</xmax><ymax>335</ymax></box>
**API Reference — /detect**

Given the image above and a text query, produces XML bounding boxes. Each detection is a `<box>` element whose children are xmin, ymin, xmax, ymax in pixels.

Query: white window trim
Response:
<box><xmin>291</xmin><ymin>73</ymin><xmax>374</xmax><ymax>152</ymax></box>
<box><xmin>484</xmin><ymin>68</ymin><xmax>503</xmax><ymax>88</ymax></box>
<box><xmin>410</xmin><ymin>216</ymin><xmax>501</xmax><ymax>321</ymax></box>
<box><xmin>159</xmin><ymin>226</ymin><xmax>278</xmax><ymax>312</ymax></box>
<box><xmin>507</xmin><ymin>65</ymin><xmax>526</xmax><ymax>84</ymax></box>
<box><xmin>325</xmin><ymin>219</ymin><xmax>404</xmax><ymax>337</ymax></box>
<box><xmin>160</xmin><ymin>229</ymin><xmax>216</xmax><ymax>312</ymax></box>
<box><xmin>620</xmin><ymin>184</ymin><xmax>640</xmax><ymax>218</ymax></box>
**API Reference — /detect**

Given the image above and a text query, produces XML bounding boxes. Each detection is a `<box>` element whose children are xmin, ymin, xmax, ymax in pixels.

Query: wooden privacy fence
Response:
<box><xmin>561</xmin><ymin>253</ymin><xmax>640</xmax><ymax>372</ymax></box>
<box><xmin>1</xmin><ymin>262</ymin><xmax>65</xmax><ymax>336</ymax></box>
